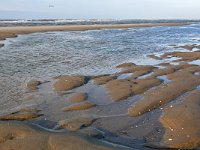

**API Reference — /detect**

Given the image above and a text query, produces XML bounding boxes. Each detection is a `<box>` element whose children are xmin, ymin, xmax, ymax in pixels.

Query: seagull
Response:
<box><xmin>49</xmin><ymin>5</ymin><xmax>54</xmax><ymax>8</ymax></box>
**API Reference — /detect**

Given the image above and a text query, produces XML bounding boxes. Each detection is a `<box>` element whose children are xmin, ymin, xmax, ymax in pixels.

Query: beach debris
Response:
<box><xmin>26</xmin><ymin>80</ymin><xmax>42</xmax><ymax>90</ymax></box>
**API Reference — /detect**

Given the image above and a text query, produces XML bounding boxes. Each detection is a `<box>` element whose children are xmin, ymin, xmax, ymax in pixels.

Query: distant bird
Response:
<box><xmin>49</xmin><ymin>5</ymin><xmax>54</xmax><ymax>8</ymax></box>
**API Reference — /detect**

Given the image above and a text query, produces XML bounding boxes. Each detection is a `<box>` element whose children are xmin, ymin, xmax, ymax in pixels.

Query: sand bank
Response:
<box><xmin>0</xmin><ymin>22</ymin><xmax>189</xmax><ymax>43</ymax></box>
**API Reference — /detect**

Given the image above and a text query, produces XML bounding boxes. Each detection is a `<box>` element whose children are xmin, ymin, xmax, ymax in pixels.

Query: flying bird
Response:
<box><xmin>48</xmin><ymin>0</ymin><xmax>55</xmax><ymax>8</ymax></box>
<box><xmin>49</xmin><ymin>5</ymin><xmax>54</xmax><ymax>8</ymax></box>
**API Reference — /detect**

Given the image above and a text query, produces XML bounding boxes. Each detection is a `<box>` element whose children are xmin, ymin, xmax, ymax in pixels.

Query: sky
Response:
<box><xmin>0</xmin><ymin>0</ymin><xmax>200</xmax><ymax>19</ymax></box>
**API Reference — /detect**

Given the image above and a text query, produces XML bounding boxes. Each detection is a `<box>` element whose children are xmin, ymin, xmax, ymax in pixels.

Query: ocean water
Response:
<box><xmin>0</xmin><ymin>22</ymin><xmax>200</xmax><ymax>113</ymax></box>
<box><xmin>1</xmin><ymin>23</ymin><xmax>200</xmax><ymax>77</ymax></box>
<box><xmin>0</xmin><ymin>19</ymin><xmax>198</xmax><ymax>27</ymax></box>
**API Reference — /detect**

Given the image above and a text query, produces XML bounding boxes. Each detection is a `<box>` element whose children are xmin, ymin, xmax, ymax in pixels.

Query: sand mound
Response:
<box><xmin>0</xmin><ymin>109</ymin><xmax>42</xmax><ymax>121</ymax></box>
<box><xmin>162</xmin><ymin>51</ymin><xmax>200</xmax><ymax>61</ymax></box>
<box><xmin>116</xmin><ymin>63</ymin><xmax>136</xmax><ymax>68</ymax></box>
<box><xmin>93</xmin><ymin>75</ymin><xmax>117</xmax><ymax>85</ymax></box>
<box><xmin>105</xmin><ymin>79</ymin><xmax>133</xmax><ymax>101</ymax></box>
<box><xmin>119</xmin><ymin>65</ymin><xmax>155</xmax><ymax>74</ymax></box>
<box><xmin>53</xmin><ymin>75</ymin><xmax>86</xmax><ymax>91</ymax></box>
<box><xmin>174</xmin><ymin>44</ymin><xmax>200</xmax><ymax>51</ymax></box>
<box><xmin>132</xmin><ymin>78</ymin><xmax>162</xmax><ymax>95</ymax></box>
<box><xmin>105</xmin><ymin>77</ymin><xmax>162</xmax><ymax>101</ymax></box>
<box><xmin>146</xmin><ymin>90</ymin><xmax>200</xmax><ymax>149</ymax></box>
<box><xmin>68</xmin><ymin>92</ymin><xmax>87</xmax><ymax>103</ymax></box>
<box><xmin>152</xmin><ymin>67</ymin><xmax>176</xmax><ymax>76</ymax></box>
<box><xmin>151</xmin><ymin>64</ymin><xmax>195</xmax><ymax>77</ymax></box>
<box><xmin>128</xmin><ymin>70</ymin><xmax>152</xmax><ymax>79</ymax></box>
<box><xmin>128</xmin><ymin>67</ymin><xmax>200</xmax><ymax>116</ymax></box>
<box><xmin>62</xmin><ymin>101</ymin><xmax>96</xmax><ymax>111</ymax></box>
<box><xmin>0</xmin><ymin>32</ymin><xmax>17</xmax><ymax>41</ymax></box>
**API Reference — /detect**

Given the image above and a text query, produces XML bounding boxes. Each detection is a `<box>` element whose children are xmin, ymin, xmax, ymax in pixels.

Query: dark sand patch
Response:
<box><xmin>93</xmin><ymin>114</ymin><xmax>162</xmax><ymax>150</ymax></box>
<box><xmin>79</xmin><ymin>127</ymin><xmax>105</xmax><ymax>139</ymax></box>
<box><xmin>0</xmin><ymin>43</ymin><xmax>4</xmax><ymax>47</ymax></box>
<box><xmin>0</xmin><ymin>122</ymin><xmax>112</xmax><ymax>150</ymax></box>
<box><xmin>58</xmin><ymin>117</ymin><xmax>95</xmax><ymax>131</ymax></box>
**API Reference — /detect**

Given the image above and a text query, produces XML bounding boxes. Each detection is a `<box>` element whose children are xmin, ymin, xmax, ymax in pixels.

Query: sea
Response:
<box><xmin>0</xmin><ymin>19</ymin><xmax>200</xmax><ymax>113</ymax></box>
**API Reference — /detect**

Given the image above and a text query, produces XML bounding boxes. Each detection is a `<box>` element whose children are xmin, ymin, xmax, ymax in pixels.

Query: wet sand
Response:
<box><xmin>0</xmin><ymin>24</ymin><xmax>200</xmax><ymax>150</ymax></box>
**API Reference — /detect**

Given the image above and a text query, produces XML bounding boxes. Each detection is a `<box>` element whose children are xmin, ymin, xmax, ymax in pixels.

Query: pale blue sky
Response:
<box><xmin>0</xmin><ymin>0</ymin><xmax>200</xmax><ymax>19</ymax></box>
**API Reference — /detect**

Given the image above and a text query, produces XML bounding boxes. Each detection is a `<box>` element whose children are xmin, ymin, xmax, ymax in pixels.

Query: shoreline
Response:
<box><xmin>0</xmin><ymin>22</ymin><xmax>190</xmax><ymax>43</ymax></box>
<box><xmin>0</xmin><ymin>23</ymin><xmax>200</xmax><ymax>150</ymax></box>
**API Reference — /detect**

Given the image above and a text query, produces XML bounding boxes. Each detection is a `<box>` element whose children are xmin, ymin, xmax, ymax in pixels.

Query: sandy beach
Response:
<box><xmin>0</xmin><ymin>23</ymin><xmax>200</xmax><ymax>150</ymax></box>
